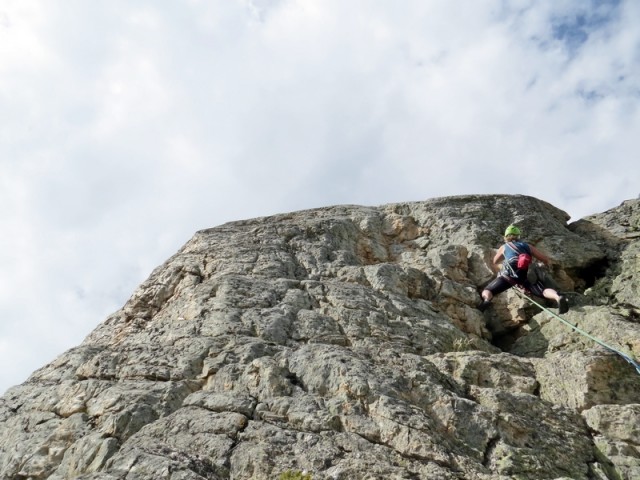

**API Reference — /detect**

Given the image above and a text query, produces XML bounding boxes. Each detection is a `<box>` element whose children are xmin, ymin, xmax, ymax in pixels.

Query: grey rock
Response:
<box><xmin>1</xmin><ymin>194</ymin><xmax>640</xmax><ymax>480</ymax></box>
<box><xmin>581</xmin><ymin>404</ymin><xmax>640</xmax><ymax>479</ymax></box>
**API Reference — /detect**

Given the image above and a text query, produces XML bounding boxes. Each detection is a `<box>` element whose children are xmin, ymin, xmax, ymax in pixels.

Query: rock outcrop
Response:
<box><xmin>1</xmin><ymin>194</ymin><xmax>639</xmax><ymax>479</ymax></box>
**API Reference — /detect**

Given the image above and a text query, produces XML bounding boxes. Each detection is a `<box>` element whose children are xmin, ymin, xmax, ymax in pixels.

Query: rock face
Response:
<box><xmin>1</xmin><ymin>194</ymin><xmax>639</xmax><ymax>480</ymax></box>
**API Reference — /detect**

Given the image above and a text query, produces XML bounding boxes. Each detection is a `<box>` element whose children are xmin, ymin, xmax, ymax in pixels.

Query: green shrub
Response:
<box><xmin>278</xmin><ymin>470</ymin><xmax>312</xmax><ymax>480</ymax></box>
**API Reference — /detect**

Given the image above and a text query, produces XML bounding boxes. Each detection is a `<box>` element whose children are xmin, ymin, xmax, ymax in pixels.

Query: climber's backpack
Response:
<box><xmin>506</xmin><ymin>242</ymin><xmax>532</xmax><ymax>271</ymax></box>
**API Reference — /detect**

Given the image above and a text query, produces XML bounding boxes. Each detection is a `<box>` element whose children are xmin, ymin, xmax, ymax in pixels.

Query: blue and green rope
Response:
<box><xmin>513</xmin><ymin>289</ymin><xmax>640</xmax><ymax>376</ymax></box>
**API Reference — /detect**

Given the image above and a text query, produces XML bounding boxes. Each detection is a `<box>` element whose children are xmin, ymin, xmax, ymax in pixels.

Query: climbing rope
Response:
<box><xmin>512</xmin><ymin>288</ymin><xmax>640</xmax><ymax>376</ymax></box>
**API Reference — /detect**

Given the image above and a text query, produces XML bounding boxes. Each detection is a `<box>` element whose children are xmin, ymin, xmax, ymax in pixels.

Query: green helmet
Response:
<box><xmin>504</xmin><ymin>225</ymin><xmax>521</xmax><ymax>237</ymax></box>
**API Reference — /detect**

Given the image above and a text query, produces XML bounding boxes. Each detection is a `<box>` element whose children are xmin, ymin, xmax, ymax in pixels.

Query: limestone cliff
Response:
<box><xmin>1</xmin><ymin>194</ymin><xmax>639</xmax><ymax>480</ymax></box>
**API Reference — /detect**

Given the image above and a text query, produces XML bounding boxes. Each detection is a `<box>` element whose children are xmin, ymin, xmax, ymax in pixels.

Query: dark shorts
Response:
<box><xmin>484</xmin><ymin>274</ymin><xmax>546</xmax><ymax>298</ymax></box>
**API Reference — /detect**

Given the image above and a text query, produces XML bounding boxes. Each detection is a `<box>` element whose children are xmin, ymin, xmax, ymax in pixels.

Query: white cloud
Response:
<box><xmin>0</xmin><ymin>0</ymin><xmax>638</xmax><ymax>392</ymax></box>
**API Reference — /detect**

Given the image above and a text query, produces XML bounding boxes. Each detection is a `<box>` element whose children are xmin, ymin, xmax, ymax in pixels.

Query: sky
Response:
<box><xmin>1</xmin><ymin>0</ymin><xmax>639</xmax><ymax>394</ymax></box>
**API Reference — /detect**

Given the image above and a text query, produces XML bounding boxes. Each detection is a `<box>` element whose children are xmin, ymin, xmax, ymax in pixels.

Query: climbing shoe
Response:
<box><xmin>558</xmin><ymin>296</ymin><xmax>569</xmax><ymax>314</ymax></box>
<box><xmin>478</xmin><ymin>300</ymin><xmax>492</xmax><ymax>312</ymax></box>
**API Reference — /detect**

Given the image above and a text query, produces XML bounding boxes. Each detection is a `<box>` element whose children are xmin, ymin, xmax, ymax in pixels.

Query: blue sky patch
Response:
<box><xmin>551</xmin><ymin>0</ymin><xmax>621</xmax><ymax>53</ymax></box>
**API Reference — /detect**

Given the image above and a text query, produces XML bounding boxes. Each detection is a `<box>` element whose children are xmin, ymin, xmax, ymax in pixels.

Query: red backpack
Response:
<box><xmin>507</xmin><ymin>242</ymin><xmax>532</xmax><ymax>270</ymax></box>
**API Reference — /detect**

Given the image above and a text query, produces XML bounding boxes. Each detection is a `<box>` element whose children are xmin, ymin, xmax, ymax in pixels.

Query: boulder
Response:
<box><xmin>1</xmin><ymin>195</ymin><xmax>639</xmax><ymax>479</ymax></box>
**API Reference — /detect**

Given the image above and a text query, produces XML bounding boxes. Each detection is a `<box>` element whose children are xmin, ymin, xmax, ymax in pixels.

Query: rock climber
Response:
<box><xmin>478</xmin><ymin>225</ymin><xmax>569</xmax><ymax>314</ymax></box>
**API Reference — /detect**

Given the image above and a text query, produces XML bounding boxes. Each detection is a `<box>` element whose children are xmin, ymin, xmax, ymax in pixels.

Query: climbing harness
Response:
<box><xmin>512</xmin><ymin>288</ymin><xmax>640</xmax><ymax>376</ymax></box>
